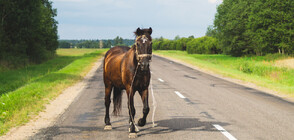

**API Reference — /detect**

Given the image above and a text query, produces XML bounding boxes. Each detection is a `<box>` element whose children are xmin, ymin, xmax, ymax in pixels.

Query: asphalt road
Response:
<box><xmin>31</xmin><ymin>55</ymin><xmax>294</xmax><ymax>140</ymax></box>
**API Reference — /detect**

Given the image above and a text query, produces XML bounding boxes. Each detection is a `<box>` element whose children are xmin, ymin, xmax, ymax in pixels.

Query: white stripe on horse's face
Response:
<box><xmin>142</xmin><ymin>36</ymin><xmax>148</xmax><ymax>44</ymax></box>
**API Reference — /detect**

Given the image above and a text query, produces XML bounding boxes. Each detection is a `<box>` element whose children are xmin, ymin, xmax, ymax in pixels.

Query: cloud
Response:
<box><xmin>53</xmin><ymin>0</ymin><xmax>87</xmax><ymax>2</ymax></box>
<box><xmin>208</xmin><ymin>0</ymin><xmax>222</xmax><ymax>4</ymax></box>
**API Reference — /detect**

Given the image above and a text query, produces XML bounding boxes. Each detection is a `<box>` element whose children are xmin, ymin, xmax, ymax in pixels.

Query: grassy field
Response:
<box><xmin>154</xmin><ymin>50</ymin><xmax>294</xmax><ymax>96</ymax></box>
<box><xmin>0</xmin><ymin>49</ymin><xmax>107</xmax><ymax>135</ymax></box>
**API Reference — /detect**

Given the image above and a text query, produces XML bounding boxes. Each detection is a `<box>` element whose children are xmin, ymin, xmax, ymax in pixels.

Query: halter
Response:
<box><xmin>127</xmin><ymin>35</ymin><xmax>153</xmax><ymax>133</ymax></box>
<box><xmin>135</xmin><ymin>35</ymin><xmax>152</xmax><ymax>62</ymax></box>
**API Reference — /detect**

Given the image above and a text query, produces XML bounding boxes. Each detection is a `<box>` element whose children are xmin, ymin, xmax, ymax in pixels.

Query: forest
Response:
<box><xmin>154</xmin><ymin>0</ymin><xmax>294</xmax><ymax>56</ymax></box>
<box><xmin>0</xmin><ymin>0</ymin><xmax>58</xmax><ymax>68</ymax></box>
<box><xmin>58</xmin><ymin>37</ymin><xmax>135</xmax><ymax>49</ymax></box>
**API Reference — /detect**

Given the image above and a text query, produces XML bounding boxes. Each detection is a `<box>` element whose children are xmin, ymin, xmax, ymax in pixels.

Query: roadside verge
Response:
<box><xmin>153</xmin><ymin>54</ymin><xmax>294</xmax><ymax>103</ymax></box>
<box><xmin>0</xmin><ymin>58</ymin><xmax>103</xmax><ymax>140</ymax></box>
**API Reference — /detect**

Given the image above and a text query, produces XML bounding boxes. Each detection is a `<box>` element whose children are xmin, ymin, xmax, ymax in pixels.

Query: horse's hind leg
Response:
<box><xmin>104</xmin><ymin>84</ymin><xmax>112</xmax><ymax>130</ymax></box>
<box><xmin>138</xmin><ymin>89</ymin><xmax>150</xmax><ymax>127</ymax></box>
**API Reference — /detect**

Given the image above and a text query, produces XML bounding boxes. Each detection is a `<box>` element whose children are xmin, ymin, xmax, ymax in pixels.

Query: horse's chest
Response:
<box><xmin>134</xmin><ymin>76</ymin><xmax>150</xmax><ymax>89</ymax></box>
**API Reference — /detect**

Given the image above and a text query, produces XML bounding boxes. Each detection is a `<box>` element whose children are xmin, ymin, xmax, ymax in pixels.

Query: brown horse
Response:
<box><xmin>103</xmin><ymin>27</ymin><xmax>152</xmax><ymax>138</ymax></box>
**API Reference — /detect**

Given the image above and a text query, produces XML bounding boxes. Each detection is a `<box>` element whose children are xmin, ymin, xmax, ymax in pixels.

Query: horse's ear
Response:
<box><xmin>148</xmin><ymin>27</ymin><xmax>152</xmax><ymax>35</ymax></box>
<box><xmin>135</xmin><ymin>27</ymin><xmax>143</xmax><ymax>36</ymax></box>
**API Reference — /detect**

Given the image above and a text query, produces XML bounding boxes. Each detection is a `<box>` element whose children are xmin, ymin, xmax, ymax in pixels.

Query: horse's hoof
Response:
<box><xmin>128</xmin><ymin>133</ymin><xmax>137</xmax><ymax>139</ymax></box>
<box><xmin>104</xmin><ymin>125</ymin><xmax>112</xmax><ymax>130</ymax></box>
<box><xmin>129</xmin><ymin>127</ymin><xmax>139</xmax><ymax>132</ymax></box>
<box><xmin>138</xmin><ymin>118</ymin><xmax>146</xmax><ymax>127</ymax></box>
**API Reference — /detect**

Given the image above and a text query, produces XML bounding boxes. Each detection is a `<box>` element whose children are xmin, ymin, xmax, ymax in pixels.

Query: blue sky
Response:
<box><xmin>51</xmin><ymin>0</ymin><xmax>222</xmax><ymax>39</ymax></box>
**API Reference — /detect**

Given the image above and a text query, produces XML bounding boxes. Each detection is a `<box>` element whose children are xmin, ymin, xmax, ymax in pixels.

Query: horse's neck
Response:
<box><xmin>126</xmin><ymin>46</ymin><xmax>138</xmax><ymax>68</ymax></box>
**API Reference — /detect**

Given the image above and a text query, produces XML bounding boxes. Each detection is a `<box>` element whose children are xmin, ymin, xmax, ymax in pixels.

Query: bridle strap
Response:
<box><xmin>135</xmin><ymin>35</ymin><xmax>152</xmax><ymax>62</ymax></box>
<box><xmin>137</xmin><ymin>54</ymin><xmax>152</xmax><ymax>58</ymax></box>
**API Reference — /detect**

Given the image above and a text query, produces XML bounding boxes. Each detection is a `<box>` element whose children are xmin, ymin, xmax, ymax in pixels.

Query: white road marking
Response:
<box><xmin>213</xmin><ymin>124</ymin><xmax>237</xmax><ymax>140</ymax></box>
<box><xmin>174</xmin><ymin>91</ymin><xmax>186</xmax><ymax>99</ymax></box>
<box><xmin>158</xmin><ymin>78</ymin><xmax>164</xmax><ymax>82</ymax></box>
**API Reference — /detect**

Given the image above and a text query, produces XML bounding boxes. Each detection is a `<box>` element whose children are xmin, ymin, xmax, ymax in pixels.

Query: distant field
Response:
<box><xmin>154</xmin><ymin>50</ymin><xmax>294</xmax><ymax>96</ymax></box>
<box><xmin>0</xmin><ymin>49</ymin><xmax>107</xmax><ymax>135</ymax></box>
<box><xmin>57</xmin><ymin>48</ymin><xmax>102</xmax><ymax>56</ymax></box>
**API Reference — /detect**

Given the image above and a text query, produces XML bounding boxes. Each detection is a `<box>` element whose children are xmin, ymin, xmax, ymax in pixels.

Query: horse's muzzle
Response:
<box><xmin>139</xmin><ymin>61</ymin><xmax>150</xmax><ymax>71</ymax></box>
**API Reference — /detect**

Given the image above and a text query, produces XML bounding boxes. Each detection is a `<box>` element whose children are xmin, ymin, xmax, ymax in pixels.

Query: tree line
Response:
<box><xmin>152</xmin><ymin>36</ymin><xmax>221</xmax><ymax>54</ymax></box>
<box><xmin>0</xmin><ymin>0</ymin><xmax>58</xmax><ymax>68</ymax></box>
<box><xmin>155</xmin><ymin>0</ymin><xmax>294</xmax><ymax>56</ymax></box>
<box><xmin>59</xmin><ymin>36</ymin><xmax>135</xmax><ymax>49</ymax></box>
<box><xmin>212</xmin><ymin>0</ymin><xmax>294</xmax><ymax>56</ymax></box>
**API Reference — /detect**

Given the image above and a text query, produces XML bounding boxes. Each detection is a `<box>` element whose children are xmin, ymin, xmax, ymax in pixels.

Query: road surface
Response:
<box><xmin>31</xmin><ymin>55</ymin><xmax>294</xmax><ymax>140</ymax></box>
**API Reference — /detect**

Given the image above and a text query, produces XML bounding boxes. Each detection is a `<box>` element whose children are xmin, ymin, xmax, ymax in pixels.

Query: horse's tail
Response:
<box><xmin>113</xmin><ymin>87</ymin><xmax>123</xmax><ymax>116</ymax></box>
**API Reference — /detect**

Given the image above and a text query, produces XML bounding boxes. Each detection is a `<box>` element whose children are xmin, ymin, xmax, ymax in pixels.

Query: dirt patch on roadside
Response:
<box><xmin>275</xmin><ymin>58</ymin><xmax>294</xmax><ymax>69</ymax></box>
<box><xmin>0</xmin><ymin>58</ymin><xmax>103</xmax><ymax>140</ymax></box>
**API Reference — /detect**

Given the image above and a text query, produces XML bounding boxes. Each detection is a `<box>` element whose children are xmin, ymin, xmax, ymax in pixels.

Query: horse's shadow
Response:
<box><xmin>138</xmin><ymin>117</ymin><xmax>229</xmax><ymax>136</ymax></box>
<box><xmin>30</xmin><ymin>117</ymin><xmax>229</xmax><ymax>139</ymax></box>
<box><xmin>112</xmin><ymin>117</ymin><xmax>229</xmax><ymax>136</ymax></box>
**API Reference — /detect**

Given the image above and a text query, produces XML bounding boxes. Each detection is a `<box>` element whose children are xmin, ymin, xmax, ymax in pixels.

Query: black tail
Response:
<box><xmin>113</xmin><ymin>87</ymin><xmax>123</xmax><ymax>116</ymax></box>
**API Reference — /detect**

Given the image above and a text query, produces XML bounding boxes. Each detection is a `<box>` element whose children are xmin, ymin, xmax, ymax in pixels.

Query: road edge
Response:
<box><xmin>0</xmin><ymin>58</ymin><xmax>103</xmax><ymax>140</ymax></box>
<box><xmin>154</xmin><ymin>54</ymin><xmax>294</xmax><ymax>103</ymax></box>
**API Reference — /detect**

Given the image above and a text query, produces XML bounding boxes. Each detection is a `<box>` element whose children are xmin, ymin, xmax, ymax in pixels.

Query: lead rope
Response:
<box><xmin>150</xmin><ymin>72</ymin><xmax>157</xmax><ymax>127</ymax></box>
<box><xmin>129</xmin><ymin>64</ymin><xmax>157</xmax><ymax>132</ymax></box>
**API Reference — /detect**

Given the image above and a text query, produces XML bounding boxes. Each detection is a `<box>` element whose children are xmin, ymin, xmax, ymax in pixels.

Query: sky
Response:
<box><xmin>51</xmin><ymin>0</ymin><xmax>223</xmax><ymax>40</ymax></box>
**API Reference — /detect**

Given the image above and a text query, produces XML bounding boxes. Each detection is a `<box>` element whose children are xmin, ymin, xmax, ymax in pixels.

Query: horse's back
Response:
<box><xmin>103</xmin><ymin>46</ymin><xmax>130</xmax><ymax>88</ymax></box>
<box><xmin>104</xmin><ymin>46</ymin><xmax>130</xmax><ymax>59</ymax></box>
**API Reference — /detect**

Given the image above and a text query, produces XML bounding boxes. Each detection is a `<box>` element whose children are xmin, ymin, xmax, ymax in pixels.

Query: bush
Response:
<box><xmin>186</xmin><ymin>36</ymin><xmax>221</xmax><ymax>54</ymax></box>
<box><xmin>153</xmin><ymin>36</ymin><xmax>221</xmax><ymax>54</ymax></box>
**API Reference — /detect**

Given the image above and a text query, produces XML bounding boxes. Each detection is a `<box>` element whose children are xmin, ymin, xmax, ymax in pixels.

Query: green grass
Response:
<box><xmin>0</xmin><ymin>48</ymin><xmax>107</xmax><ymax>135</ymax></box>
<box><xmin>154</xmin><ymin>50</ymin><xmax>294</xmax><ymax>96</ymax></box>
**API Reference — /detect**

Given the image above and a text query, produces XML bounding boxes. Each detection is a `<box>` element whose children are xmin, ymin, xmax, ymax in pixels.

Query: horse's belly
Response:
<box><xmin>104</xmin><ymin>56</ymin><xmax>125</xmax><ymax>89</ymax></box>
<box><xmin>110</xmin><ymin>75</ymin><xmax>125</xmax><ymax>89</ymax></box>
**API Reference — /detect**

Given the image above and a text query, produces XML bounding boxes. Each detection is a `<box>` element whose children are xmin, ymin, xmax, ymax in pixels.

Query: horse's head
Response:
<box><xmin>134</xmin><ymin>27</ymin><xmax>152</xmax><ymax>71</ymax></box>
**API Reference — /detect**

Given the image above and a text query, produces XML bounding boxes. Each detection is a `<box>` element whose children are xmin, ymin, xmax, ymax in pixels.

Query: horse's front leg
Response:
<box><xmin>138</xmin><ymin>89</ymin><xmax>149</xmax><ymax>127</ymax></box>
<box><xmin>126</xmin><ymin>88</ymin><xmax>137</xmax><ymax>138</ymax></box>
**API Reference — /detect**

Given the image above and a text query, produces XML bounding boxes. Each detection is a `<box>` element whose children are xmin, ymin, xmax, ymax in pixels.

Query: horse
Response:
<box><xmin>103</xmin><ymin>27</ymin><xmax>153</xmax><ymax>138</ymax></box>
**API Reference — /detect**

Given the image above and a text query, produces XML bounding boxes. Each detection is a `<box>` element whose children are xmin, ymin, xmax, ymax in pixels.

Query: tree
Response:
<box><xmin>114</xmin><ymin>36</ymin><xmax>124</xmax><ymax>46</ymax></box>
<box><xmin>213</xmin><ymin>0</ymin><xmax>294</xmax><ymax>56</ymax></box>
<box><xmin>99</xmin><ymin>40</ymin><xmax>103</xmax><ymax>49</ymax></box>
<box><xmin>214</xmin><ymin>0</ymin><xmax>252</xmax><ymax>56</ymax></box>
<box><xmin>174</xmin><ymin>35</ymin><xmax>180</xmax><ymax>40</ymax></box>
<box><xmin>104</xmin><ymin>40</ymin><xmax>112</xmax><ymax>48</ymax></box>
<box><xmin>188</xmin><ymin>35</ymin><xmax>194</xmax><ymax>39</ymax></box>
<box><xmin>0</xmin><ymin>0</ymin><xmax>58</xmax><ymax>67</ymax></box>
<box><xmin>206</xmin><ymin>25</ymin><xmax>217</xmax><ymax>37</ymax></box>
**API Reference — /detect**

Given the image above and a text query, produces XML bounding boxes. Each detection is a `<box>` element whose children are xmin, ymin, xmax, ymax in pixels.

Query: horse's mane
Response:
<box><xmin>134</xmin><ymin>28</ymin><xmax>152</xmax><ymax>37</ymax></box>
